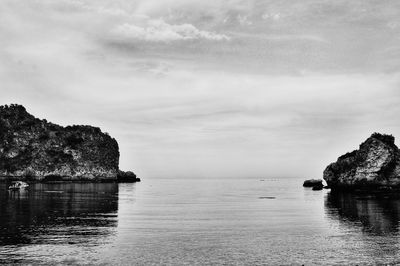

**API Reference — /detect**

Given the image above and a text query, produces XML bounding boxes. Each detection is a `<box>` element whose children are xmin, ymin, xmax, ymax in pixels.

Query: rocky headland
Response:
<box><xmin>0</xmin><ymin>104</ymin><xmax>139</xmax><ymax>182</ymax></box>
<box><xmin>323</xmin><ymin>133</ymin><xmax>400</xmax><ymax>191</ymax></box>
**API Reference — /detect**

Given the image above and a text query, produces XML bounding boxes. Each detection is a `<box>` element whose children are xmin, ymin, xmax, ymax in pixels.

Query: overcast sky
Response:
<box><xmin>1</xmin><ymin>0</ymin><xmax>400</xmax><ymax>178</ymax></box>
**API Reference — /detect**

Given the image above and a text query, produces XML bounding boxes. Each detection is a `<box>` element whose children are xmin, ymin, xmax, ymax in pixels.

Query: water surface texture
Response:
<box><xmin>1</xmin><ymin>178</ymin><xmax>400</xmax><ymax>265</ymax></box>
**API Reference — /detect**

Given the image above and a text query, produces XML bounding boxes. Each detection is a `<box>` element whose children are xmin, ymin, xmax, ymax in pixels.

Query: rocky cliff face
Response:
<box><xmin>323</xmin><ymin>133</ymin><xmax>400</xmax><ymax>189</ymax></box>
<box><xmin>0</xmin><ymin>104</ymin><xmax>135</xmax><ymax>182</ymax></box>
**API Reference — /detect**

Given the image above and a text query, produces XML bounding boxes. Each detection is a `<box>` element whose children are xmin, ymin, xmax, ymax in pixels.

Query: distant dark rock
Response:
<box><xmin>117</xmin><ymin>170</ymin><xmax>141</xmax><ymax>183</ymax></box>
<box><xmin>323</xmin><ymin>133</ymin><xmax>400</xmax><ymax>190</ymax></box>
<box><xmin>312</xmin><ymin>183</ymin><xmax>324</xmax><ymax>190</ymax></box>
<box><xmin>303</xmin><ymin>179</ymin><xmax>323</xmax><ymax>187</ymax></box>
<box><xmin>0</xmin><ymin>104</ymin><xmax>138</xmax><ymax>182</ymax></box>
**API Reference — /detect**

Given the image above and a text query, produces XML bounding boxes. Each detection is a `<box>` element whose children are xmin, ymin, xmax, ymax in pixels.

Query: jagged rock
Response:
<box><xmin>303</xmin><ymin>179</ymin><xmax>323</xmax><ymax>187</ymax></box>
<box><xmin>323</xmin><ymin>133</ymin><xmax>400</xmax><ymax>190</ymax></box>
<box><xmin>0</xmin><ymin>104</ymin><xmax>138</xmax><ymax>182</ymax></box>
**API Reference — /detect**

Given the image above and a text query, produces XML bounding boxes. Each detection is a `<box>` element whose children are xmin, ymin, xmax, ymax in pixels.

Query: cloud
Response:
<box><xmin>112</xmin><ymin>19</ymin><xmax>230</xmax><ymax>42</ymax></box>
<box><xmin>262</xmin><ymin>12</ymin><xmax>281</xmax><ymax>21</ymax></box>
<box><xmin>237</xmin><ymin>15</ymin><xmax>253</xmax><ymax>26</ymax></box>
<box><xmin>2</xmin><ymin>0</ymin><xmax>400</xmax><ymax>178</ymax></box>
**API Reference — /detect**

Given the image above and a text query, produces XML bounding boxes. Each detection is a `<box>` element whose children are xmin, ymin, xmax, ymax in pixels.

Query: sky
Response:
<box><xmin>1</xmin><ymin>0</ymin><xmax>400</xmax><ymax>179</ymax></box>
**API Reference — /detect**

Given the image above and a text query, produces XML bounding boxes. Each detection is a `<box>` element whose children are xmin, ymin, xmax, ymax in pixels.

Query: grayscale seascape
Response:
<box><xmin>1</xmin><ymin>178</ymin><xmax>400</xmax><ymax>265</ymax></box>
<box><xmin>2</xmin><ymin>0</ymin><xmax>400</xmax><ymax>265</ymax></box>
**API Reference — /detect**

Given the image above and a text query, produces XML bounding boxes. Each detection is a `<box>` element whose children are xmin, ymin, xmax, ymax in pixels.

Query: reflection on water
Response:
<box><xmin>2</xmin><ymin>179</ymin><xmax>400</xmax><ymax>265</ymax></box>
<box><xmin>325</xmin><ymin>191</ymin><xmax>400</xmax><ymax>235</ymax></box>
<box><xmin>0</xmin><ymin>183</ymin><xmax>119</xmax><ymax>247</ymax></box>
<box><xmin>324</xmin><ymin>191</ymin><xmax>400</xmax><ymax>263</ymax></box>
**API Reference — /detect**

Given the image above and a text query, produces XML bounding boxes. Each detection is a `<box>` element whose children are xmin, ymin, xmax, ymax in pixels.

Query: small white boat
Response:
<box><xmin>8</xmin><ymin>181</ymin><xmax>29</xmax><ymax>190</ymax></box>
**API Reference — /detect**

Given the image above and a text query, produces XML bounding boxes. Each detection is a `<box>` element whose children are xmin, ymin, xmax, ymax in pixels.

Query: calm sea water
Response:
<box><xmin>1</xmin><ymin>177</ymin><xmax>400</xmax><ymax>265</ymax></box>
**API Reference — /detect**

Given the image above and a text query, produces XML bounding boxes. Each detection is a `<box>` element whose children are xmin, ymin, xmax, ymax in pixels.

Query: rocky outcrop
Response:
<box><xmin>323</xmin><ymin>133</ymin><xmax>400</xmax><ymax>189</ymax></box>
<box><xmin>0</xmin><ymin>104</ymin><xmax>138</xmax><ymax>182</ymax></box>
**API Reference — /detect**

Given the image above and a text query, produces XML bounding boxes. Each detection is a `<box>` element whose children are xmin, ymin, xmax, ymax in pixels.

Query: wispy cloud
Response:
<box><xmin>112</xmin><ymin>19</ymin><xmax>230</xmax><ymax>42</ymax></box>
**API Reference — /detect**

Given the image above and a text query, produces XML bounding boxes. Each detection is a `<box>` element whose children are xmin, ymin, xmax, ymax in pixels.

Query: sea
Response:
<box><xmin>1</xmin><ymin>177</ymin><xmax>400</xmax><ymax>265</ymax></box>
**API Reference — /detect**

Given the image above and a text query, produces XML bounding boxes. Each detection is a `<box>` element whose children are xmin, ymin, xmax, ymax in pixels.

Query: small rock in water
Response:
<box><xmin>117</xmin><ymin>170</ymin><xmax>141</xmax><ymax>183</ymax></box>
<box><xmin>312</xmin><ymin>183</ymin><xmax>324</xmax><ymax>190</ymax></box>
<box><xmin>303</xmin><ymin>179</ymin><xmax>323</xmax><ymax>187</ymax></box>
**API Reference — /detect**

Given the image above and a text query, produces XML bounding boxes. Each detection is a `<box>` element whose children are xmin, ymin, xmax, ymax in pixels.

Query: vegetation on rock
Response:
<box><xmin>0</xmin><ymin>104</ymin><xmax>137</xmax><ymax>182</ymax></box>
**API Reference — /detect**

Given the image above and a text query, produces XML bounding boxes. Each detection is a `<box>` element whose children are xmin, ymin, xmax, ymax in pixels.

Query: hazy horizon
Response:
<box><xmin>1</xmin><ymin>0</ymin><xmax>400</xmax><ymax>178</ymax></box>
